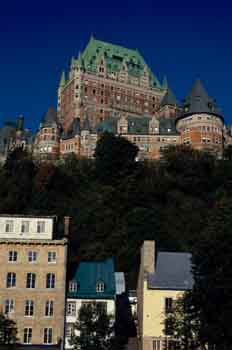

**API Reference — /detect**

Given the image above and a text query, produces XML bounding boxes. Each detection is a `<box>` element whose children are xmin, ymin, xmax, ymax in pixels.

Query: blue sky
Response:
<box><xmin>0</xmin><ymin>0</ymin><xmax>232</xmax><ymax>130</ymax></box>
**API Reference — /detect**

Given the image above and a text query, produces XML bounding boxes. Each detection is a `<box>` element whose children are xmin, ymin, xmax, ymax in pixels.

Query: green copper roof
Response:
<box><xmin>59</xmin><ymin>71</ymin><xmax>66</xmax><ymax>87</ymax></box>
<box><xmin>76</xmin><ymin>37</ymin><xmax>161</xmax><ymax>89</ymax></box>
<box><xmin>68</xmin><ymin>258</ymin><xmax>116</xmax><ymax>299</ymax></box>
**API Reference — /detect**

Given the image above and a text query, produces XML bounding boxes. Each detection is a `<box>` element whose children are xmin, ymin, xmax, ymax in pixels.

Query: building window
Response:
<box><xmin>37</xmin><ymin>221</ymin><xmax>45</xmax><ymax>233</ymax></box>
<box><xmin>25</xmin><ymin>300</ymin><xmax>34</xmax><ymax>316</ymax></box>
<box><xmin>28</xmin><ymin>251</ymin><xmax>37</xmax><ymax>263</ymax></box>
<box><xmin>66</xmin><ymin>324</ymin><xmax>74</xmax><ymax>339</ymax></box>
<box><xmin>8</xmin><ymin>251</ymin><xmax>17</xmax><ymax>262</ymax></box>
<box><xmin>6</xmin><ymin>272</ymin><xmax>16</xmax><ymax>288</ymax></box>
<box><xmin>44</xmin><ymin>328</ymin><xmax>53</xmax><ymax>344</ymax></box>
<box><xmin>48</xmin><ymin>251</ymin><xmax>56</xmax><ymax>263</ymax></box>
<box><xmin>5</xmin><ymin>220</ymin><xmax>13</xmax><ymax>233</ymax></box>
<box><xmin>21</xmin><ymin>221</ymin><xmax>29</xmax><ymax>233</ymax></box>
<box><xmin>69</xmin><ymin>281</ymin><xmax>78</xmax><ymax>292</ymax></box>
<box><xmin>165</xmin><ymin>319</ymin><xmax>174</xmax><ymax>336</ymax></box>
<box><xmin>67</xmin><ymin>302</ymin><xmax>76</xmax><ymax>316</ymax></box>
<box><xmin>26</xmin><ymin>273</ymin><xmax>36</xmax><ymax>288</ymax></box>
<box><xmin>24</xmin><ymin>328</ymin><xmax>32</xmax><ymax>344</ymax></box>
<box><xmin>96</xmin><ymin>281</ymin><xmax>104</xmax><ymax>293</ymax></box>
<box><xmin>46</xmin><ymin>273</ymin><xmax>55</xmax><ymax>288</ymax></box>
<box><xmin>153</xmin><ymin>340</ymin><xmax>161</xmax><ymax>350</ymax></box>
<box><xmin>4</xmin><ymin>299</ymin><xmax>14</xmax><ymax>314</ymax></box>
<box><xmin>165</xmin><ymin>298</ymin><xmax>173</xmax><ymax>313</ymax></box>
<box><xmin>45</xmin><ymin>300</ymin><xmax>54</xmax><ymax>316</ymax></box>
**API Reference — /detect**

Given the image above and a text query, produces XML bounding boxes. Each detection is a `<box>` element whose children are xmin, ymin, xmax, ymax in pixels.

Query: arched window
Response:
<box><xmin>96</xmin><ymin>281</ymin><xmax>104</xmax><ymax>293</ymax></box>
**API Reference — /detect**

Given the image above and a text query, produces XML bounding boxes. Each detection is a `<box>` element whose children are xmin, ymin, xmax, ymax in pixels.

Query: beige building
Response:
<box><xmin>137</xmin><ymin>241</ymin><xmax>193</xmax><ymax>350</ymax></box>
<box><xmin>0</xmin><ymin>215</ymin><xmax>68</xmax><ymax>347</ymax></box>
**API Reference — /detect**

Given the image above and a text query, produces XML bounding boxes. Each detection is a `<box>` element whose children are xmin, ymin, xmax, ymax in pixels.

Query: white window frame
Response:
<box><xmin>21</xmin><ymin>221</ymin><xmax>30</xmax><ymax>233</ymax></box>
<box><xmin>37</xmin><ymin>221</ymin><xmax>45</xmax><ymax>233</ymax></box>
<box><xmin>25</xmin><ymin>300</ymin><xmax>34</xmax><ymax>317</ymax></box>
<box><xmin>45</xmin><ymin>300</ymin><xmax>54</xmax><ymax>317</ymax></box>
<box><xmin>6</xmin><ymin>272</ymin><xmax>16</xmax><ymax>288</ymax></box>
<box><xmin>28</xmin><ymin>251</ymin><xmax>37</xmax><ymax>263</ymax></box>
<box><xmin>26</xmin><ymin>273</ymin><xmax>36</xmax><ymax>289</ymax></box>
<box><xmin>43</xmin><ymin>328</ymin><xmax>53</xmax><ymax>344</ymax></box>
<box><xmin>96</xmin><ymin>281</ymin><xmax>105</xmax><ymax>293</ymax></box>
<box><xmin>48</xmin><ymin>251</ymin><xmax>56</xmax><ymax>263</ymax></box>
<box><xmin>67</xmin><ymin>302</ymin><xmax>76</xmax><ymax>316</ymax></box>
<box><xmin>69</xmin><ymin>281</ymin><xmax>78</xmax><ymax>292</ymax></box>
<box><xmin>46</xmin><ymin>273</ymin><xmax>55</xmax><ymax>289</ymax></box>
<box><xmin>23</xmin><ymin>328</ymin><xmax>32</xmax><ymax>344</ymax></box>
<box><xmin>5</xmin><ymin>220</ymin><xmax>13</xmax><ymax>233</ymax></box>
<box><xmin>4</xmin><ymin>299</ymin><xmax>14</xmax><ymax>314</ymax></box>
<box><xmin>8</xmin><ymin>251</ymin><xmax>17</xmax><ymax>262</ymax></box>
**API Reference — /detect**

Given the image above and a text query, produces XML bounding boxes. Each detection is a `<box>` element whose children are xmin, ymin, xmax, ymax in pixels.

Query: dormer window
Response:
<box><xmin>96</xmin><ymin>281</ymin><xmax>104</xmax><ymax>293</ymax></box>
<box><xmin>5</xmin><ymin>220</ymin><xmax>13</xmax><ymax>233</ymax></box>
<box><xmin>69</xmin><ymin>281</ymin><xmax>79</xmax><ymax>292</ymax></box>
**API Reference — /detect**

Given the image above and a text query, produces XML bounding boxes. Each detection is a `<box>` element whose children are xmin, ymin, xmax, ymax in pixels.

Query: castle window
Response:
<box><xmin>43</xmin><ymin>328</ymin><xmax>53</xmax><ymax>344</ymax></box>
<box><xmin>101</xmin><ymin>99</ymin><xmax>104</xmax><ymax>104</ymax></box>
<box><xmin>48</xmin><ymin>251</ymin><xmax>56</xmax><ymax>263</ymax></box>
<box><xmin>93</xmin><ymin>89</ymin><xmax>96</xmax><ymax>95</ymax></box>
<box><xmin>28</xmin><ymin>251</ymin><xmax>37</xmax><ymax>263</ymax></box>
<box><xmin>96</xmin><ymin>281</ymin><xmax>105</xmax><ymax>293</ymax></box>
<box><xmin>37</xmin><ymin>221</ymin><xmax>45</xmax><ymax>233</ymax></box>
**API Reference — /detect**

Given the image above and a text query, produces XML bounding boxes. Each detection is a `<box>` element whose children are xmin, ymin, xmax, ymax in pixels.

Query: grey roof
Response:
<box><xmin>180</xmin><ymin>79</ymin><xmax>223</xmax><ymax>120</ymax></box>
<box><xmin>41</xmin><ymin>107</ymin><xmax>58</xmax><ymax>127</ymax></box>
<box><xmin>148</xmin><ymin>252</ymin><xmax>193</xmax><ymax>290</ymax></box>
<box><xmin>62</xmin><ymin>118</ymin><xmax>81</xmax><ymax>139</ymax></box>
<box><xmin>159</xmin><ymin>118</ymin><xmax>179</xmax><ymax>135</ymax></box>
<box><xmin>127</xmin><ymin>116</ymin><xmax>150</xmax><ymax>134</ymax></box>
<box><xmin>160</xmin><ymin>87</ymin><xmax>177</xmax><ymax>107</ymax></box>
<box><xmin>96</xmin><ymin>117</ymin><xmax>118</xmax><ymax>134</ymax></box>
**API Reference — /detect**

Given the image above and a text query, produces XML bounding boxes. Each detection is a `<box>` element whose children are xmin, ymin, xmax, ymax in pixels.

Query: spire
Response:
<box><xmin>162</xmin><ymin>76</ymin><xmax>168</xmax><ymax>89</ymax></box>
<box><xmin>59</xmin><ymin>71</ymin><xmax>66</xmax><ymax>87</ymax></box>
<box><xmin>71</xmin><ymin>56</ymin><xmax>75</xmax><ymax>67</ymax></box>
<box><xmin>182</xmin><ymin>79</ymin><xmax>222</xmax><ymax>118</ymax></box>
<box><xmin>41</xmin><ymin>107</ymin><xmax>58</xmax><ymax>127</ymax></box>
<box><xmin>161</xmin><ymin>87</ymin><xmax>177</xmax><ymax>107</ymax></box>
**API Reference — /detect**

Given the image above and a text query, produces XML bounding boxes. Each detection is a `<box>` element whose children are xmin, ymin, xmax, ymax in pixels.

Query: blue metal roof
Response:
<box><xmin>148</xmin><ymin>252</ymin><xmax>193</xmax><ymax>290</ymax></box>
<box><xmin>68</xmin><ymin>258</ymin><xmax>116</xmax><ymax>299</ymax></box>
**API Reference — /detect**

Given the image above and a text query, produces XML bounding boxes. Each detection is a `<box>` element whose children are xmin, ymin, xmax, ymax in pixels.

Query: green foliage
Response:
<box><xmin>70</xmin><ymin>302</ymin><xmax>126</xmax><ymax>350</ymax></box>
<box><xmin>0</xmin><ymin>312</ymin><xmax>17</xmax><ymax>345</ymax></box>
<box><xmin>94</xmin><ymin>132</ymin><xmax>139</xmax><ymax>184</ymax></box>
<box><xmin>165</xmin><ymin>293</ymin><xmax>200</xmax><ymax>350</ymax></box>
<box><xmin>0</xmin><ymin>143</ymin><xmax>232</xmax><ymax>287</ymax></box>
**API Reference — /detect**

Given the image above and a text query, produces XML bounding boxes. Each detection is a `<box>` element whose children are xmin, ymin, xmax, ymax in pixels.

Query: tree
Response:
<box><xmin>165</xmin><ymin>292</ymin><xmax>200</xmax><ymax>350</ymax></box>
<box><xmin>94</xmin><ymin>132</ymin><xmax>139</xmax><ymax>184</ymax></box>
<box><xmin>0</xmin><ymin>312</ymin><xmax>17</xmax><ymax>346</ymax></box>
<box><xmin>70</xmin><ymin>302</ymin><xmax>126</xmax><ymax>350</ymax></box>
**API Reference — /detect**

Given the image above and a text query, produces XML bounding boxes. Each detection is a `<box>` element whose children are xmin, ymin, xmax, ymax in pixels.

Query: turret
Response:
<box><xmin>176</xmin><ymin>79</ymin><xmax>224</xmax><ymax>156</ymax></box>
<box><xmin>159</xmin><ymin>87</ymin><xmax>177</xmax><ymax>118</ymax></box>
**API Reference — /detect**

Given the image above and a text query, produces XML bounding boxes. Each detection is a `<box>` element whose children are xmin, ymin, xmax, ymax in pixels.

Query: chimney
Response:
<box><xmin>64</xmin><ymin>216</ymin><xmax>71</xmax><ymax>238</ymax></box>
<box><xmin>141</xmin><ymin>241</ymin><xmax>155</xmax><ymax>275</ymax></box>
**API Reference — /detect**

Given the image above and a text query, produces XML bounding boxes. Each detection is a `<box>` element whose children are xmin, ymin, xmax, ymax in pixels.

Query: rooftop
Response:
<box><xmin>148</xmin><ymin>251</ymin><xmax>193</xmax><ymax>290</ymax></box>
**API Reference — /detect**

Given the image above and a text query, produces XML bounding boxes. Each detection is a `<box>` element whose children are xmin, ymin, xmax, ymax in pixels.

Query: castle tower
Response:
<box><xmin>176</xmin><ymin>79</ymin><xmax>224</xmax><ymax>156</ymax></box>
<box><xmin>34</xmin><ymin>107</ymin><xmax>61</xmax><ymax>160</ymax></box>
<box><xmin>159</xmin><ymin>86</ymin><xmax>177</xmax><ymax>119</ymax></box>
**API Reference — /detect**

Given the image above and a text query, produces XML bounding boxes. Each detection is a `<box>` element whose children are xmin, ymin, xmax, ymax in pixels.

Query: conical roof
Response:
<box><xmin>82</xmin><ymin>115</ymin><xmax>91</xmax><ymax>131</ymax></box>
<box><xmin>59</xmin><ymin>71</ymin><xmax>66</xmax><ymax>87</ymax></box>
<box><xmin>181</xmin><ymin>79</ymin><xmax>222</xmax><ymax>119</ymax></box>
<box><xmin>160</xmin><ymin>87</ymin><xmax>177</xmax><ymax>107</ymax></box>
<box><xmin>41</xmin><ymin>107</ymin><xmax>58</xmax><ymax>127</ymax></box>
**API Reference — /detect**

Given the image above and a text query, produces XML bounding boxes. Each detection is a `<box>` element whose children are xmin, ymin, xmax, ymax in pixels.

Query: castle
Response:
<box><xmin>1</xmin><ymin>36</ymin><xmax>231</xmax><ymax>161</ymax></box>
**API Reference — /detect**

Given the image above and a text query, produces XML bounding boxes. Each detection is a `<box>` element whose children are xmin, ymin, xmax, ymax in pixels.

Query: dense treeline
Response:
<box><xmin>2</xmin><ymin>134</ymin><xmax>232</xmax><ymax>287</ymax></box>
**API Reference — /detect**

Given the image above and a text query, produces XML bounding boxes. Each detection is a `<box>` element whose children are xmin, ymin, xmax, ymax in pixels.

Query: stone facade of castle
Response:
<box><xmin>1</xmin><ymin>37</ymin><xmax>232</xmax><ymax>161</ymax></box>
